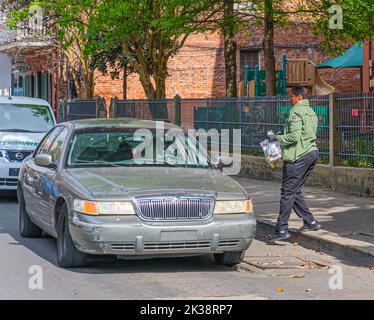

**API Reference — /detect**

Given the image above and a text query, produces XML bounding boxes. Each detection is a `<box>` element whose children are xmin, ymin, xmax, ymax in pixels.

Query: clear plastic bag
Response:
<box><xmin>260</xmin><ymin>139</ymin><xmax>283</xmax><ymax>168</ymax></box>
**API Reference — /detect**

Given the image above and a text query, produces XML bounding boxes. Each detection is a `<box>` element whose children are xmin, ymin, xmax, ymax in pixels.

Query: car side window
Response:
<box><xmin>47</xmin><ymin>127</ymin><xmax>70</xmax><ymax>165</ymax></box>
<box><xmin>35</xmin><ymin>126</ymin><xmax>63</xmax><ymax>156</ymax></box>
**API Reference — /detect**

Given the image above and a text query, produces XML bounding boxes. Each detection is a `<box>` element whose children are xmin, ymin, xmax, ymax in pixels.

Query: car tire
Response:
<box><xmin>214</xmin><ymin>251</ymin><xmax>245</xmax><ymax>266</ymax></box>
<box><xmin>56</xmin><ymin>203</ymin><xmax>87</xmax><ymax>268</ymax></box>
<box><xmin>19</xmin><ymin>192</ymin><xmax>42</xmax><ymax>238</ymax></box>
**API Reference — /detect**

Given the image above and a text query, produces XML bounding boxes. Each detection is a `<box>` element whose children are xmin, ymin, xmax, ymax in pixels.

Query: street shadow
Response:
<box><xmin>234</xmin><ymin>177</ymin><xmax>374</xmax><ymax>267</ymax></box>
<box><xmin>0</xmin><ymin>196</ymin><xmax>236</xmax><ymax>275</ymax></box>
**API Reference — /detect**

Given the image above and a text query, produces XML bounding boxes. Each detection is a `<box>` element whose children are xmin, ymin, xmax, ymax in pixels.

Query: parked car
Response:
<box><xmin>17</xmin><ymin>119</ymin><xmax>256</xmax><ymax>268</ymax></box>
<box><xmin>0</xmin><ymin>96</ymin><xmax>56</xmax><ymax>191</ymax></box>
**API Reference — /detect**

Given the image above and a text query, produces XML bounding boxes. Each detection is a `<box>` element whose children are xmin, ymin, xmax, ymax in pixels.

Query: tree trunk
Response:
<box><xmin>138</xmin><ymin>70</ymin><xmax>156</xmax><ymax>99</ymax></box>
<box><xmin>154</xmin><ymin>74</ymin><xmax>166</xmax><ymax>99</ymax></box>
<box><xmin>85</xmin><ymin>71</ymin><xmax>94</xmax><ymax>99</ymax></box>
<box><xmin>152</xmin><ymin>71</ymin><xmax>168</xmax><ymax>120</ymax></box>
<box><xmin>121</xmin><ymin>41</ymin><xmax>156</xmax><ymax>99</ymax></box>
<box><xmin>122</xmin><ymin>67</ymin><xmax>127</xmax><ymax>100</ymax></box>
<box><xmin>263</xmin><ymin>0</ymin><xmax>276</xmax><ymax>96</ymax></box>
<box><xmin>223</xmin><ymin>0</ymin><xmax>237</xmax><ymax>97</ymax></box>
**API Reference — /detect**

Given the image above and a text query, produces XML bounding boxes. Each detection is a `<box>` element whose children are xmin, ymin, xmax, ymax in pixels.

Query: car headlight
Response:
<box><xmin>73</xmin><ymin>200</ymin><xmax>136</xmax><ymax>216</ymax></box>
<box><xmin>213</xmin><ymin>199</ymin><xmax>253</xmax><ymax>214</ymax></box>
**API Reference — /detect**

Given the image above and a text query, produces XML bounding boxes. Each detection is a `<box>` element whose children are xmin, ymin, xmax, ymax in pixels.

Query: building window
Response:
<box><xmin>239</xmin><ymin>50</ymin><xmax>259</xmax><ymax>81</ymax></box>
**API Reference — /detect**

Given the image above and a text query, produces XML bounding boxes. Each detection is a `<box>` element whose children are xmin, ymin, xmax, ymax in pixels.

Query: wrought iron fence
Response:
<box><xmin>110</xmin><ymin>95</ymin><xmax>330</xmax><ymax>159</ymax></box>
<box><xmin>109</xmin><ymin>96</ymin><xmax>179</xmax><ymax>123</ymax></box>
<box><xmin>192</xmin><ymin>96</ymin><xmax>330</xmax><ymax>158</ymax></box>
<box><xmin>59</xmin><ymin>97</ymin><xmax>107</xmax><ymax>122</ymax></box>
<box><xmin>61</xmin><ymin>92</ymin><xmax>374</xmax><ymax>167</ymax></box>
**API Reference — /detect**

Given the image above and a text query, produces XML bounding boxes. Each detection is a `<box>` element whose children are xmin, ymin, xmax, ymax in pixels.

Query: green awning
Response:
<box><xmin>317</xmin><ymin>44</ymin><xmax>363</xmax><ymax>68</ymax></box>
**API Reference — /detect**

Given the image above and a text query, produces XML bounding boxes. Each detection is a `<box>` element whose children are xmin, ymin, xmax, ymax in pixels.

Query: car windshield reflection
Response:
<box><xmin>66</xmin><ymin>128</ymin><xmax>211</xmax><ymax>169</ymax></box>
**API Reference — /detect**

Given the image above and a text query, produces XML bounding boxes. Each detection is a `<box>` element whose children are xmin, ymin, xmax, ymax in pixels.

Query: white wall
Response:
<box><xmin>0</xmin><ymin>54</ymin><xmax>11</xmax><ymax>92</ymax></box>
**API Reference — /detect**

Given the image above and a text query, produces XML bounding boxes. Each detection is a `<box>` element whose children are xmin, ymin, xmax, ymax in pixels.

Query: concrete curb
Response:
<box><xmin>257</xmin><ymin>219</ymin><xmax>374</xmax><ymax>267</ymax></box>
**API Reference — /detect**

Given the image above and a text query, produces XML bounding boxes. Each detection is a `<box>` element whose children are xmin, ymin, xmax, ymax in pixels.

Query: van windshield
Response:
<box><xmin>0</xmin><ymin>104</ymin><xmax>55</xmax><ymax>133</ymax></box>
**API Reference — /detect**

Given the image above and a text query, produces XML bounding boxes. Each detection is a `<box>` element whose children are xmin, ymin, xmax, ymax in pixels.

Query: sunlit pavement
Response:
<box><xmin>235</xmin><ymin>176</ymin><xmax>374</xmax><ymax>265</ymax></box>
<box><xmin>0</xmin><ymin>191</ymin><xmax>373</xmax><ymax>300</ymax></box>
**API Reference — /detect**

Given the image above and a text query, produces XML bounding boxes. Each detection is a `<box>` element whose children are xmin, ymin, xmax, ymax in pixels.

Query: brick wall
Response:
<box><xmin>94</xmin><ymin>31</ymin><xmax>226</xmax><ymax>101</ymax></box>
<box><xmin>363</xmin><ymin>39</ymin><xmax>374</xmax><ymax>92</ymax></box>
<box><xmin>93</xmin><ymin>23</ymin><xmax>362</xmax><ymax>100</ymax></box>
<box><xmin>318</xmin><ymin>68</ymin><xmax>362</xmax><ymax>92</ymax></box>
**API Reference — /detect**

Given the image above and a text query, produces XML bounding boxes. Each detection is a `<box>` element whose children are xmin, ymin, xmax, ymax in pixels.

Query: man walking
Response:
<box><xmin>269</xmin><ymin>86</ymin><xmax>321</xmax><ymax>242</ymax></box>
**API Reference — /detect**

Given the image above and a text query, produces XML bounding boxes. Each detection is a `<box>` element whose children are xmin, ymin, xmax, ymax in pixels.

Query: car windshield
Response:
<box><xmin>0</xmin><ymin>103</ymin><xmax>55</xmax><ymax>133</ymax></box>
<box><xmin>66</xmin><ymin>127</ymin><xmax>211</xmax><ymax>169</ymax></box>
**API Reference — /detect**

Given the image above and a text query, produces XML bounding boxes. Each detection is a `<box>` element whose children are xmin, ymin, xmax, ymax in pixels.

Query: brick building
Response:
<box><xmin>1</xmin><ymin>13</ymin><xmax>363</xmax><ymax>114</ymax></box>
<box><xmin>94</xmin><ymin>23</ymin><xmax>362</xmax><ymax>101</ymax></box>
<box><xmin>0</xmin><ymin>12</ymin><xmax>61</xmax><ymax>114</ymax></box>
<box><xmin>363</xmin><ymin>39</ymin><xmax>374</xmax><ymax>92</ymax></box>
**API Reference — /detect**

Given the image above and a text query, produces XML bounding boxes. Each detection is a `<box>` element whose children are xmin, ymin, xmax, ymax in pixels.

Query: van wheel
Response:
<box><xmin>19</xmin><ymin>192</ymin><xmax>42</xmax><ymax>238</ymax></box>
<box><xmin>214</xmin><ymin>251</ymin><xmax>245</xmax><ymax>266</ymax></box>
<box><xmin>56</xmin><ymin>203</ymin><xmax>87</xmax><ymax>268</ymax></box>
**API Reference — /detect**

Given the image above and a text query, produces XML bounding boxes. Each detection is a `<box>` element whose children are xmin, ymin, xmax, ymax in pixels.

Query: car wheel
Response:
<box><xmin>19</xmin><ymin>192</ymin><xmax>42</xmax><ymax>238</ymax></box>
<box><xmin>214</xmin><ymin>251</ymin><xmax>245</xmax><ymax>266</ymax></box>
<box><xmin>56</xmin><ymin>203</ymin><xmax>87</xmax><ymax>268</ymax></box>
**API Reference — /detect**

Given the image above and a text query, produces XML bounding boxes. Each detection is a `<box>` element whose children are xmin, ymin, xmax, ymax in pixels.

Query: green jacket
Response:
<box><xmin>277</xmin><ymin>99</ymin><xmax>319</xmax><ymax>163</ymax></box>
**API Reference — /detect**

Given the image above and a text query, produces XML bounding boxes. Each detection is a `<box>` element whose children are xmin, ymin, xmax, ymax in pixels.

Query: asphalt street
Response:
<box><xmin>0</xmin><ymin>192</ymin><xmax>373</xmax><ymax>300</ymax></box>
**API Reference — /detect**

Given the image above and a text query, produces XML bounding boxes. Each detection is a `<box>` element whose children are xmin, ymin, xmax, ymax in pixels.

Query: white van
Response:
<box><xmin>0</xmin><ymin>96</ymin><xmax>56</xmax><ymax>191</ymax></box>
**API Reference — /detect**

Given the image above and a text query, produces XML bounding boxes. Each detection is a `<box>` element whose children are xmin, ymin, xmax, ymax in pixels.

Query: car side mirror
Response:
<box><xmin>214</xmin><ymin>156</ymin><xmax>233</xmax><ymax>169</ymax></box>
<box><xmin>35</xmin><ymin>154</ymin><xmax>56</xmax><ymax>169</ymax></box>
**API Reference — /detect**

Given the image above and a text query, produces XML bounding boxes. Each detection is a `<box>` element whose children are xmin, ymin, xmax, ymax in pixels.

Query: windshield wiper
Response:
<box><xmin>142</xmin><ymin>159</ymin><xmax>205</xmax><ymax>168</ymax></box>
<box><xmin>0</xmin><ymin>129</ymin><xmax>45</xmax><ymax>133</ymax></box>
<box><xmin>73</xmin><ymin>159</ymin><xmax>121</xmax><ymax>167</ymax></box>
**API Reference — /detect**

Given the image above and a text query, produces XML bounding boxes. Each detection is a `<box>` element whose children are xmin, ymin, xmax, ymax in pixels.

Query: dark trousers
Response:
<box><xmin>276</xmin><ymin>150</ymin><xmax>319</xmax><ymax>233</ymax></box>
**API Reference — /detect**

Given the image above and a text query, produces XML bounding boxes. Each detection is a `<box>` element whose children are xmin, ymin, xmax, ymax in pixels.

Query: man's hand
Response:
<box><xmin>267</xmin><ymin>130</ymin><xmax>276</xmax><ymax>142</ymax></box>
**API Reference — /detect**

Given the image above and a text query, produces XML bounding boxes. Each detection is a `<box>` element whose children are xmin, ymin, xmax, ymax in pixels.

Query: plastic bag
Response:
<box><xmin>260</xmin><ymin>139</ymin><xmax>282</xmax><ymax>168</ymax></box>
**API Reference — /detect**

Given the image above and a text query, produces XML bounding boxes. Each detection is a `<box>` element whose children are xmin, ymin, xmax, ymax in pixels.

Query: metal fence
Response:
<box><xmin>110</xmin><ymin>95</ymin><xmax>330</xmax><ymax>159</ymax></box>
<box><xmin>109</xmin><ymin>96</ymin><xmax>179</xmax><ymax>123</ymax></box>
<box><xmin>192</xmin><ymin>96</ymin><xmax>329</xmax><ymax>158</ymax></box>
<box><xmin>336</xmin><ymin>93</ymin><xmax>374</xmax><ymax>166</ymax></box>
<box><xmin>59</xmin><ymin>97</ymin><xmax>107</xmax><ymax>122</ymax></box>
<box><xmin>62</xmin><ymin>92</ymin><xmax>374</xmax><ymax>167</ymax></box>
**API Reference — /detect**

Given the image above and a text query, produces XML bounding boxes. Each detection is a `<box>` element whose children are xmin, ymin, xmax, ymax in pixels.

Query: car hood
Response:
<box><xmin>0</xmin><ymin>132</ymin><xmax>45</xmax><ymax>151</ymax></box>
<box><xmin>64</xmin><ymin>167</ymin><xmax>247</xmax><ymax>200</ymax></box>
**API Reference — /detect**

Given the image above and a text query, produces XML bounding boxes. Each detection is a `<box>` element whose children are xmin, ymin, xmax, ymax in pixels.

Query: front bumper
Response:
<box><xmin>0</xmin><ymin>162</ymin><xmax>21</xmax><ymax>190</ymax></box>
<box><xmin>69</xmin><ymin>213</ymin><xmax>256</xmax><ymax>256</ymax></box>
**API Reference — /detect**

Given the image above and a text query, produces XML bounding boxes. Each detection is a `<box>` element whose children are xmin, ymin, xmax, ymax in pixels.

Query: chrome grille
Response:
<box><xmin>110</xmin><ymin>243</ymin><xmax>135</xmax><ymax>251</ymax></box>
<box><xmin>219</xmin><ymin>240</ymin><xmax>240</xmax><ymax>248</ymax></box>
<box><xmin>0</xmin><ymin>178</ymin><xmax>18</xmax><ymax>187</ymax></box>
<box><xmin>144</xmin><ymin>241</ymin><xmax>211</xmax><ymax>250</ymax></box>
<box><xmin>134</xmin><ymin>196</ymin><xmax>214</xmax><ymax>221</ymax></box>
<box><xmin>1</xmin><ymin>150</ymin><xmax>33</xmax><ymax>162</ymax></box>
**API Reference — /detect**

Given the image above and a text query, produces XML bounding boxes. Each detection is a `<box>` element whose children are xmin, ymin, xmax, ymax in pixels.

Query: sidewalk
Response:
<box><xmin>234</xmin><ymin>176</ymin><xmax>374</xmax><ymax>266</ymax></box>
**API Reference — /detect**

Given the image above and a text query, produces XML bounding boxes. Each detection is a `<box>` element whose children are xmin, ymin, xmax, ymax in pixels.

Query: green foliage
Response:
<box><xmin>341</xmin><ymin>138</ymin><xmax>374</xmax><ymax>168</ymax></box>
<box><xmin>83</xmin><ymin>0</ymin><xmax>219</xmax><ymax>98</ymax></box>
<box><xmin>4</xmin><ymin>0</ymin><xmax>374</xmax><ymax>98</ymax></box>
<box><xmin>309</xmin><ymin>0</ymin><xmax>374</xmax><ymax>54</ymax></box>
<box><xmin>239</xmin><ymin>0</ymin><xmax>374</xmax><ymax>54</ymax></box>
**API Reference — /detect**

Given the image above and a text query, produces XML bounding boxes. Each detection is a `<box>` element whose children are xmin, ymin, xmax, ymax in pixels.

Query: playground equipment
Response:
<box><xmin>287</xmin><ymin>58</ymin><xmax>336</xmax><ymax>95</ymax></box>
<box><xmin>241</xmin><ymin>55</ymin><xmax>336</xmax><ymax>96</ymax></box>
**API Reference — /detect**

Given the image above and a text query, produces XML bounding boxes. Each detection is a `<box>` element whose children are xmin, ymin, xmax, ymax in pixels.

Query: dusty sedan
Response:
<box><xmin>17</xmin><ymin>119</ymin><xmax>256</xmax><ymax>268</ymax></box>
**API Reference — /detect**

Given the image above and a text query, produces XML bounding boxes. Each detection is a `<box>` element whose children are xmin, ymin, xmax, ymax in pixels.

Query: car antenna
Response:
<box><xmin>8</xmin><ymin>87</ymin><xmax>12</xmax><ymax>100</ymax></box>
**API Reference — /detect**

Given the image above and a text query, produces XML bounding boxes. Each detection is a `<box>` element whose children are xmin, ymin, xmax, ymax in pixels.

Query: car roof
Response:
<box><xmin>0</xmin><ymin>96</ymin><xmax>50</xmax><ymax>106</ymax></box>
<box><xmin>68</xmin><ymin>118</ymin><xmax>181</xmax><ymax>130</ymax></box>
